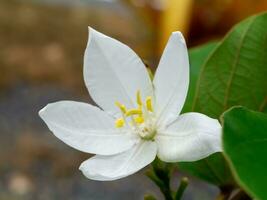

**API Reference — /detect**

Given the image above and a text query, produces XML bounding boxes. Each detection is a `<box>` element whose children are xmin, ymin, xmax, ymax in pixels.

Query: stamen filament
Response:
<box><xmin>146</xmin><ymin>96</ymin><xmax>153</xmax><ymax>112</ymax></box>
<box><xmin>115</xmin><ymin>102</ymin><xmax>127</xmax><ymax>114</ymax></box>
<box><xmin>114</xmin><ymin>91</ymin><xmax>156</xmax><ymax>141</ymax></box>
<box><xmin>136</xmin><ymin>90</ymin><xmax>142</xmax><ymax>106</ymax></box>
<box><xmin>126</xmin><ymin>109</ymin><xmax>142</xmax><ymax>117</ymax></box>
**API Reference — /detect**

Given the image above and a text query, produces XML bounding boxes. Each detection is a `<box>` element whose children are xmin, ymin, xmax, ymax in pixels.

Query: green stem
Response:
<box><xmin>161</xmin><ymin>186</ymin><xmax>174</xmax><ymax>200</ymax></box>
<box><xmin>175</xmin><ymin>177</ymin><xmax>189</xmax><ymax>200</ymax></box>
<box><xmin>146</xmin><ymin>170</ymin><xmax>173</xmax><ymax>200</ymax></box>
<box><xmin>146</xmin><ymin>159</ymin><xmax>174</xmax><ymax>200</ymax></box>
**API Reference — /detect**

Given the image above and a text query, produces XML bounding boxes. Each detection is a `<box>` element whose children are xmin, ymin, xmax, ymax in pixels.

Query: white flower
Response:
<box><xmin>39</xmin><ymin>27</ymin><xmax>222</xmax><ymax>181</ymax></box>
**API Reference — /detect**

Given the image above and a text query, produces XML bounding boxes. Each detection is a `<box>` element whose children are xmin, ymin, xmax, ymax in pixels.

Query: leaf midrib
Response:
<box><xmin>222</xmin><ymin>17</ymin><xmax>255</xmax><ymax>110</ymax></box>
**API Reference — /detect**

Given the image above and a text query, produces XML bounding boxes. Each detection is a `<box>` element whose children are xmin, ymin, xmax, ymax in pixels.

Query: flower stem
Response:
<box><xmin>175</xmin><ymin>177</ymin><xmax>189</xmax><ymax>200</ymax></box>
<box><xmin>146</xmin><ymin>168</ymin><xmax>173</xmax><ymax>200</ymax></box>
<box><xmin>146</xmin><ymin>159</ymin><xmax>189</xmax><ymax>200</ymax></box>
<box><xmin>146</xmin><ymin>159</ymin><xmax>174</xmax><ymax>200</ymax></box>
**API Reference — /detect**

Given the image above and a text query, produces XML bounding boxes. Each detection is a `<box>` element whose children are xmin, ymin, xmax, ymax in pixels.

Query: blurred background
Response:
<box><xmin>0</xmin><ymin>0</ymin><xmax>267</xmax><ymax>199</ymax></box>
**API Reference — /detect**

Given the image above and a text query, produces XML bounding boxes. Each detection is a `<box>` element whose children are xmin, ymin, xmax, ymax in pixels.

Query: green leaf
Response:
<box><xmin>182</xmin><ymin>41</ymin><xmax>218</xmax><ymax>113</ymax></box>
<box><xmin>222</xmin><ymin>106</ymin><xmax>267</xmax><ymax>200</ymax></box>
<box><xmin>193</xmin><ymin>12</ymin><xmax>267</xmax><ymax>117</ymax></box>
<box><xmin>179</xmin><ymin>153</ymin><xmax>234</xmax><ymax>186</ymax></box>
<box><xmin>179</xmin><ymin>12</ymin><xmax>267</xmax><ymax>188</ymax></box>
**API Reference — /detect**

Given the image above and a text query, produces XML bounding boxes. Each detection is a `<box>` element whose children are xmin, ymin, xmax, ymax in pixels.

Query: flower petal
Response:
<box><xmin>84</xmin><ymin>27</ymin><xmax>153</xmax><ymax>117</ymax></box>
<box><xmin>39</xmin><ymin>101</ymin><xmax>138</xmax><ymax>155</ymax></box>
<box><xmin>79</xmin><ymin>141</ymin><xmax>157</xmax><ymax>181</ymax></box>
<box><xmin>153</xmin><ymin>32</ymin><xmax>189</xmax><ymax>125</ymax></box>
<box><xmin>156</xmin><ymin>112</ymin><xmax>222</xmax><ymax>162</ymax></box>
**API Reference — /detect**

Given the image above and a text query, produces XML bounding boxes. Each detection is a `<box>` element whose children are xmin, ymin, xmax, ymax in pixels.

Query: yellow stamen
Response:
<box><xmin>126</xmin><ymin>109</ymin><xmax>142</xmax><ymax>117</ymax></box>
<box><xmin>115</xmin><ymin>118</ymin><xmax>124</xmax><ymax>128</ymax></box>
<box><xmin>136</xmin><ymin>90</ymin><xmax>142</xmax><ymax>106</ymax></box>
<box><xmin>134</xmin><ymin>116</ymin><xmax>144</xmax><ymax>124</ymax></box>
<box><xmin>115</xmin><ymin>101</ymin><xmax>127</xmax><ymax>114</ymax></box>
<box><xmin>146</xmin><ymin>96</ymin><xmax>153</xmax><ymax>112</ymax></box>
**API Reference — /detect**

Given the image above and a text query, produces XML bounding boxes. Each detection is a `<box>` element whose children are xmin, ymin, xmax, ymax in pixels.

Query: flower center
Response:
<box><xmin>115</xmin><ymin>90</ymin><xmax>157</xmax><ymax>140</ymax></box>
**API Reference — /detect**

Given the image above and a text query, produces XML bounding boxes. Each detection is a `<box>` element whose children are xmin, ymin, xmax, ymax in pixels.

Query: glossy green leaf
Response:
<box><xmin>193</xmin><ymin>12</ymin><xmax>267</xmax><ymax>117</ymax></box>
<box><xmin>182</xmin><ymin>42</ymin><xmax>218</xmax><ymax>113</ymax></box>
<box><xmin>223</xmin><ymin>107</ymin><xmax>267</xmax><ymax>200</ymax></box>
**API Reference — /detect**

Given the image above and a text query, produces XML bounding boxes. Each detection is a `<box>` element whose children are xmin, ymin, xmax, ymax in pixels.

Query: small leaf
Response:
<box><xmin>223</xmin><ymin>106</ymin><xmax>267</xmax><ymax>200</ymax></box>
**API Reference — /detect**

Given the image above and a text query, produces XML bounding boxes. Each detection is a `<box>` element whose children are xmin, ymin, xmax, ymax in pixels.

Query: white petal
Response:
<box><xmin>153</xmin><ymin>32</ymin><xmax>189</xmax><ymax>125</ymax></box>
<box><xmin>39</xmin><ymin>101</ymin><xmax>138</xmax><ymax>155</ymax></box>
<box><xmin>84</xmin><ymin>27</ymin><xmax>153</xmax><ymax>117</ymax></box>
<box><xmin>156</xmin><ymin>112</ymin><xmax>222</xmax><ymax>162</ymax></box>
<box><xmin>79</xmin><ymin>141</ymin><xmax>157</xmax><ymax>181</ymax></box>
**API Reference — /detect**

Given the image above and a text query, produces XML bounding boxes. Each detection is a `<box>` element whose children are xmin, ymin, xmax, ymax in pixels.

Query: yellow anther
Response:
<box><xmin>134</xmin><ymin>116</ymin><xmax>144</xmax><ymax>124</ymax></box>
<box><xmin>115</xmin><ymin>101</ymin><xmax>127</xmax><ymax>114</ymax></box>
<box><xmin>126</xmin><ymin>109</ymin><xmax>142</xmax><ymax>117</ymax></box>
<box><xmin>115</xmin><ymin>118</ymin><xmax>125</xmax><ymax>128</ymax></box>
<box><xmin>146</xmin><ymin>96</ymin><xmax>153</xmax><ymax>112</ymax></box>
<box><xmin>136</xmin><ymin>90</ymin><xmax>142</xmax><ymax>106</ymax></box>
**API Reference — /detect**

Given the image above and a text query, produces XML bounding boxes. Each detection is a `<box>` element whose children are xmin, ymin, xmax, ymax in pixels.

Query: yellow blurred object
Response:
<box><xmin>115</xmin><ymin>118</ymin><xmax>125</xmax><ymax>128</ymax></box>
<box><xmin>159</xmin><ymin>0</ymin><xmax>193</xmax><ymax>53</ymax></box>
<box><xmin>134</xmin><ymin>115</ymin><xmax>145</xmax><ymax>124</ymax></box>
